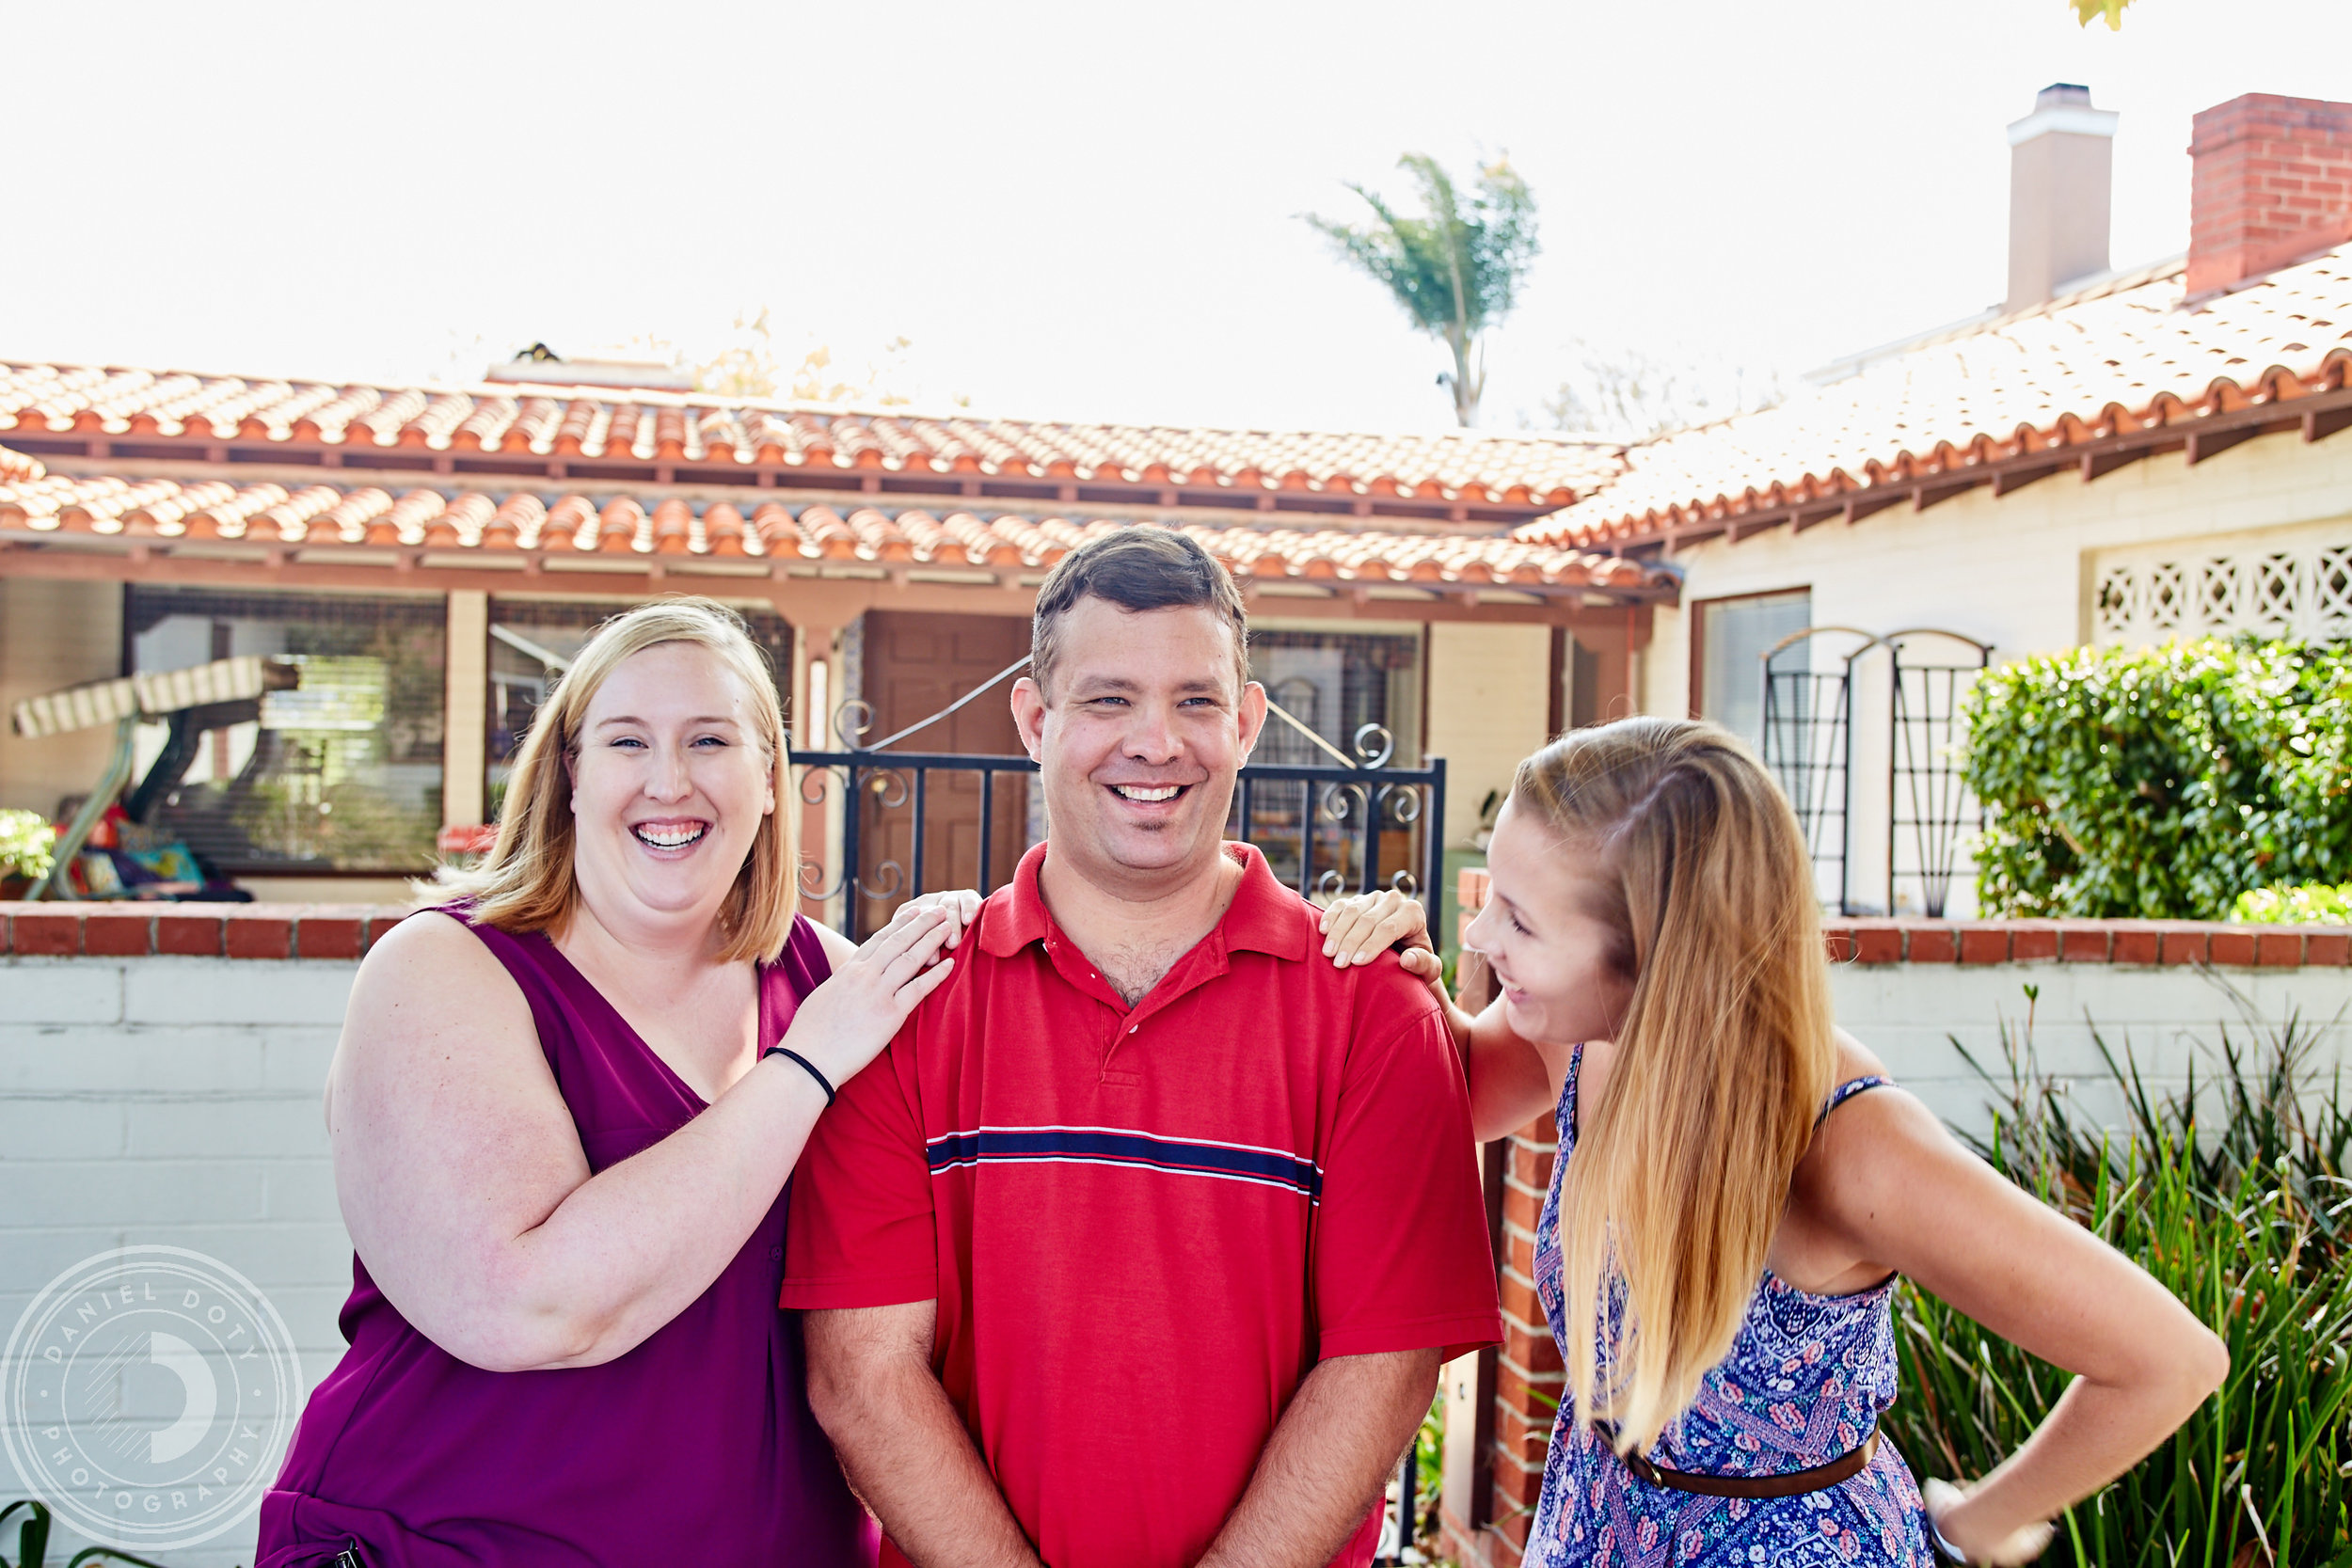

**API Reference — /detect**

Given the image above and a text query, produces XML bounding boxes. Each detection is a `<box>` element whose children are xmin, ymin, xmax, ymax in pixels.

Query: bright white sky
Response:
<box><xmin>7</xmin><ymin>0</ymin><xmax>2350</xmax><ymax>436</ymax></box>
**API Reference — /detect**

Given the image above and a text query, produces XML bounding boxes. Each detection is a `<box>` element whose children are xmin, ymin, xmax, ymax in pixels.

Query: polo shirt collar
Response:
<box><xmin>983</xmin><ymin>840</ymin><xmax>1310</xmax><ymax>963</ymax></box>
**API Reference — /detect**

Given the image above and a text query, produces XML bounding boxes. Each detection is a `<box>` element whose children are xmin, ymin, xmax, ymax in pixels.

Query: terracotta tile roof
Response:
<box><xmin>0</xmin><ymin>459</ymin><xmax>1671</xmax><ymax>599</ymax></box>
<box><xmin>1519</xmin><ymin>245</ymin><xmax>2352</xmax><ymax>549</ymax></box>
<box><xmin>0</xmin><ymin>362</ymin><xmax>1622</xmax><ymax>510</ymax></box>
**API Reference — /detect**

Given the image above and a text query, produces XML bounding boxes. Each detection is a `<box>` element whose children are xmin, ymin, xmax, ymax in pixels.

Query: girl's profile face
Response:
<box><xmin>1463</xmin><ymin>798</ymin><xmax>1636</xmax><ymax>1047</ymax></box>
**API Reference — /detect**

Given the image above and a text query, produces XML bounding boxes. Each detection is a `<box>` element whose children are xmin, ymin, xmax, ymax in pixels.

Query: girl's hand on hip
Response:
<box><xmin>1924</xmin><ymin>1478</ymin><xmax>2053</xmax><ymax>1566</ymax></box>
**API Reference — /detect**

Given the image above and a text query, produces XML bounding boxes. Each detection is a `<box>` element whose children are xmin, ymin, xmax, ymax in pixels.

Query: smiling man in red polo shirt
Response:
<box><xmin>785</xmin><ymin>529</ymin><xmax>1499</xmax><ymax>1568</ymax></box>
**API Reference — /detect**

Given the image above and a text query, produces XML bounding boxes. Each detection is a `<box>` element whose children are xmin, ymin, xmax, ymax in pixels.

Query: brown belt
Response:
<box><xmin>1597</xmin><ymin>1421</ymin><xmax>1881</xmax><ymax>1498</ymax></box>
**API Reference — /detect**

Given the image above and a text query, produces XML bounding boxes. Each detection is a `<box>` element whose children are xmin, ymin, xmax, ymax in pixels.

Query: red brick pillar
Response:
<box><xmin>1486</xmin><ymin>1115</ymin><xmax>1562</xmax><ymax>1564</ymax></box>
<box><xmin>1438</xmin><ymin>870</ymin><xmax>1566</xmax><ymax>1568</ymax></box>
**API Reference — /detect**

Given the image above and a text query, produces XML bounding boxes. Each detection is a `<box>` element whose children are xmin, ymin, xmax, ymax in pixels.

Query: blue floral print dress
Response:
<box><xmin>1524</xmin><ymin>1045</ymin><xmax>1933</xmax><ymax>1567</ymax></box>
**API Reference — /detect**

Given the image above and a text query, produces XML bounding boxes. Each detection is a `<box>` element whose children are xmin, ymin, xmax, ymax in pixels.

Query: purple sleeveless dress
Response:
<box><xmin>256</xmin><ymin>909</ymin><xmax>876</xmax><ymax>1568</ymax></box>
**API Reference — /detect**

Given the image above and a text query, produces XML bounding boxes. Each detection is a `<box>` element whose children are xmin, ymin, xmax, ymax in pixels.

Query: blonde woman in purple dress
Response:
<box><xmin>1323</xmin><ymin>717</ymin><xmax>2225</xmax><ymax>1566</ymax></box>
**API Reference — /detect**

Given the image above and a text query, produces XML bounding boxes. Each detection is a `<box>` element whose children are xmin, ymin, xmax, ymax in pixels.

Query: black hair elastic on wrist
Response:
<box><xmin>761</xmin><ymin>1045</ymin><xmax>835</xmax><ymax>1106</ymax></box>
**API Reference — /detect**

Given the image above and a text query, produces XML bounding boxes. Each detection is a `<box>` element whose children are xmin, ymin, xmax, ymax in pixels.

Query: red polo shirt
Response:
<box><xmin>783</xmin><ymin>842</ymin><xmax>1500</xmax><ymax>1568</ymax></box>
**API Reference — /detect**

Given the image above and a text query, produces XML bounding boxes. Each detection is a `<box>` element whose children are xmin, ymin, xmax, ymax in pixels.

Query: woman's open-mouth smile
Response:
<box><xmin>629</xmin><ymin>818</ymin><xmax>711</xmax><ymax>855</ymax></box>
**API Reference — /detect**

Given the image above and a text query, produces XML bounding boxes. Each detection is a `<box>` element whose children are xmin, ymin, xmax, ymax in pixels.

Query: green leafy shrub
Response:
<box><xmin>0</xmin><ymin>808</ymin><xmax>55</xmax><ymax>883</ymax></box>
<box><xmin>1884</xmin><ymin>1000</ymin><xmax>2352</xmax><ymax>1565</ymax></box>
<box><xmin>0</xmin><ymin>1499</ymin><xmax>177</xmax><ymax>1566</ymax></box>
<box><xmin>1961</xmin><ymin>639</ymin><xmax>2352</xmax><ymax>919</ymax></box>
<box><xmin>2233</xmin><ymin>882</ymin><xmax>2352</xmax><ymax>925</ymax></box>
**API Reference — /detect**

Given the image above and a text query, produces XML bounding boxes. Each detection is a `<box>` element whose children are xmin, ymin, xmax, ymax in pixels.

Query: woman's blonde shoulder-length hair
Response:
<box><xmin>1518</xmin><ymin>715</ymin><xmax>1836</xmax><ymax>1458</ymax></box>
<box><xmin>427</xmin><ymin>596</ymin><xmax>801</xmax><ymax>965</ymax></box>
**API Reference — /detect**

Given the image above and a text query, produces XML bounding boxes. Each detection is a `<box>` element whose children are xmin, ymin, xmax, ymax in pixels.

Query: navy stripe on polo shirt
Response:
<box><xmin>924</xmin><ymin>1123</ymin><xmax>1325</xmax><ymax>1200</ymax></box>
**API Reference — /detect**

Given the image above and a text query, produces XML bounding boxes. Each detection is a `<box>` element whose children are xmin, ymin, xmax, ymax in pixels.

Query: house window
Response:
<box><xmin>1694</xmin><ymin>589</ymin><xmax>1811</xmax><ymax>750</ymax></box>
<box><xmin>1249</xmin><ymin>629</ymin><xmax>1422</xmax><ymax>766</ymax></box>
<box><xmin>485</xmin><ymin>598</ymin><xmax>793</xmax><ymax>816</ymax></box>
<box><xmin>1241</xmin><ymin>629</ymin><xmax>1422</xmax><ymax>892</ymax></box>
<box><xmin>2092</xmin><ymin>531</ymin><xmax>2352</xmax><ymax>646</ymax></box>
<box><xmin>125</xmin><ymin>586</ymin><xmax>447</xmax><ymax>874</ymax></box>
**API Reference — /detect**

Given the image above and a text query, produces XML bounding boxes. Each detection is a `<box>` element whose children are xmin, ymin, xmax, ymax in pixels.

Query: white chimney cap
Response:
<box><xmin>2009</xmin><ymin>82</ymin><xmax>2119</xmax><ymax>146</ymax></box>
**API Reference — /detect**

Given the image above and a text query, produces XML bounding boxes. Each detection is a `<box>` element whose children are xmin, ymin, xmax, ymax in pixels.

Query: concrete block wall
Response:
<box><xmin>0</xmin><ymin>906</ymin><xmax>388</xmax><ymax>1567</ymax></box>
<box><xmin>1423</xmin><ymin>623</ymin><xmax>1552</xmax><ymax>852</ymax></box>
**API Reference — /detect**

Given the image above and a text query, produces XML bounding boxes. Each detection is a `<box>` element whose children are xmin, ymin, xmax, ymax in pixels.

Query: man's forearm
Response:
<box><xmin>804</xmin><ymin>1311</ymin><xmax>1041</xmax><ymax>1568</ymax></box>
<box><xmin>1197</xmin><ymin>1347</ymin><xmax>1442</xmax><ymax>1568</ymax></box>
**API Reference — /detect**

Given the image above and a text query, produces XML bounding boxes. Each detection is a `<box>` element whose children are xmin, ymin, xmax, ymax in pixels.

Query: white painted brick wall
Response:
<box><xmin>1</xmin><ymin>957</ymin><xmax>351</xmax><ymax>1568</ymax></box>
<box><xmin>1833</xmin><ymin>958</ymin><xmax>2352</xmax><ymax>1134</ymax></box>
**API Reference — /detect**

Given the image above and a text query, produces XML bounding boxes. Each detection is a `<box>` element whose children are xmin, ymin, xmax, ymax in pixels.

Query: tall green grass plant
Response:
<box><xmin>1884</xmin><ymin>994</ymin><xmax>2352</xmax><ymax>1566</ymax></box>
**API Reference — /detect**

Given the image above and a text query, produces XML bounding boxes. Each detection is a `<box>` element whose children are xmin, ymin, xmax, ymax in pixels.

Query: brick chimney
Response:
<box><xmin>2186</xmin><ymin>94</ymin><xmax>2352</xmax><ymax>295</ymax></box>
<box><xmin>2006</xmin><ymin>85</ymin><xmax>2119</xmax><ymax>315</ymax></box>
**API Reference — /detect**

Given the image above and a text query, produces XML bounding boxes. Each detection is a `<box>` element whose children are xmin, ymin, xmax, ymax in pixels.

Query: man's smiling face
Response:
<box><xmin>1012</xmin><ymin>594</ymin><xmax>1266</xmax><ymax>897</ymax></box>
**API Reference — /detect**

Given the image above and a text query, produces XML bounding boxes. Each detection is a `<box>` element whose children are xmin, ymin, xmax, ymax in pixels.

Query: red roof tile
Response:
<box><xmin>1518</xmin><ymin>245</ymin><xmax>2352</xmax><ymax>549</ymax></box>
<box><xmin>0</xmin><ymin>362</ymin><xmax>1622</xmax><ymax>509</ymax></box>
<box><xmin>0</xmin><ymin>461</ymin><xmax>1671</xmax><ymax>599</ymax></box>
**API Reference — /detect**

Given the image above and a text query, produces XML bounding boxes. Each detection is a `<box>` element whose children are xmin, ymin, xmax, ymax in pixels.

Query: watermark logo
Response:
<box><xmin>4</xmin><ymin>1246</ymin><xmax>300</xmax><ymax>1550</ymax></box>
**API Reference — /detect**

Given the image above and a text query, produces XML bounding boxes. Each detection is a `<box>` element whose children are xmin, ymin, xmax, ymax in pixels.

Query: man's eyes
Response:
<box><xmin>1078</xmin><ymin>695</ymin><xmax>1221</xmax><ymax>709</ymax></box>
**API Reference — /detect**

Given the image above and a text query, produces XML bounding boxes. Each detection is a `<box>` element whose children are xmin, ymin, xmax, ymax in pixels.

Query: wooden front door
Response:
<box><xmin>857</xmin><ymin>611</ymin><xmax>1032</xmax><ymax>931</ymax></box>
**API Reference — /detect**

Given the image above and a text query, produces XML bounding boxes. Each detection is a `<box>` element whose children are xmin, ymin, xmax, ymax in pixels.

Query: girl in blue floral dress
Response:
<box><xmin>1324</xmin><ymin>717</ymin><xmax>2227</xmax><ymax>1567</ymax></box>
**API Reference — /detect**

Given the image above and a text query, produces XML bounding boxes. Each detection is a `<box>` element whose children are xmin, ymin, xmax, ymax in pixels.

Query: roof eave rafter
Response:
<box><xmin>0</xmin><ymin>537</ymin><xmax>1671</xmax><ymax>620</ymax></box>
<box><xmin>1607</xmin><ymin>383</ymin><xmax>2352</xmax><ymax>555</ymax></box>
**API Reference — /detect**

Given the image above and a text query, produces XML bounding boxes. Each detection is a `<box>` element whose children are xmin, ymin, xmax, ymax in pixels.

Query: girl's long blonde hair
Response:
<box><xmin>1518</xmin><ymin>716</ymin><xmax>1836</xmax><ymax>1456</ymax></box>
<box><xmin>430</xmin><ymin>597</ymin><xmax>800</xmax><ymax>964</ymax></box>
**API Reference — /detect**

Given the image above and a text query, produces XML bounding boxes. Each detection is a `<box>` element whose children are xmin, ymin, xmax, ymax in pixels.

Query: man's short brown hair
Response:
<box><xmin>1030</xmin><ymin>528</ymin><xmax>1251</xmax><ymax>698</ymax></box>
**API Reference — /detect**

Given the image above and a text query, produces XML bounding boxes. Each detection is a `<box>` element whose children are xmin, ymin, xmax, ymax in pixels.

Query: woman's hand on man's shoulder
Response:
<box><xmin>788</xmin><ymin>904</ymin><xmax>963</xmax><ymax>1090</ymax></box>
<box><xmin>811</xmin><ymin>889</ymin><xmax>983</xmax><ymax>974</ymax></box>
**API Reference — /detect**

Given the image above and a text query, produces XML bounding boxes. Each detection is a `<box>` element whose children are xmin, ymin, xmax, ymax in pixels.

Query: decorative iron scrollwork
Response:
<box><xmin>831</xmin><ymin>698</ymin><xmax>876</xmax><ymax>750</ymax></box>
<box><xmin>1317</xmin><ymin>782</ymin><xmax>1371</xmax><ymax>825</ymax></box>
<box><xmin>798</xmin><ymin>850</ymin><xmax>907</xmax><ymax>904</ymax></box>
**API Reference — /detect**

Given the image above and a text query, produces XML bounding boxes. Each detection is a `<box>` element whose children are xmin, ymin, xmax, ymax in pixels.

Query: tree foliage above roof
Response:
<box><xmin>1305</xmin><ymin>154</ymin><xmax>1539</xmax><ymax>428</ymax></box>
<box><xmin>2071</xmin><ymin>0</ymin><xmax>2136</xmax><ymax>28</ymax></box>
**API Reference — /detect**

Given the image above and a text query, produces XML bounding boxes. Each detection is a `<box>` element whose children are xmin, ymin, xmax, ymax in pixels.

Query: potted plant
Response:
<box><xmin>0</xmin><ymin>808</ymin><xmax>57</xmax><ymax>899</ymax></box>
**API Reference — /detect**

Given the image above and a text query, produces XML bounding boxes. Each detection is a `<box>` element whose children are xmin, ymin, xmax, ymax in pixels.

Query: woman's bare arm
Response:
<box><xmin>1805</xmin><ymin>1085</ymin><xmax>2229</xmax><ymax>1561</ymax></box>
<box><xmin>329</xmin><ymin>908</ymin><xmax>954</xmax><ymax>1372</ymax></box>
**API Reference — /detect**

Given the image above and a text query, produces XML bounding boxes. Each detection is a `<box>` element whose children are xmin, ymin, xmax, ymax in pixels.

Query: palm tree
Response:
<box><xmin>1306</xmin><ymin>153</ymin><xmax>1539</xmax><ymax>427</ymax></box>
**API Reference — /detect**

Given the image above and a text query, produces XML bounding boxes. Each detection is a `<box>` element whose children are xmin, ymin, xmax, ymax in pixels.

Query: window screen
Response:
<box><xmin>486</xmin><ymin>598</ymin><xmax>793</xmax><ymax>817</ymax></box>
<box><xmin>125</xmin><ymin>587</ymin><xmax>447</xmax><ymax>874</ymax></box>
<box><xmin>1697</xmin><ymin>590</ymin><xmax>1811</xmax><ymax>750</ymax></box>
<box><xmin>1240</xmin><ymin>629</ymin><xmax>1422</xmax><ymax>891</ymax></box>
<box><xmin>1248</xmin><ymin>629</ymin><xmax>1421</xmax><ymax>766</ymax></box>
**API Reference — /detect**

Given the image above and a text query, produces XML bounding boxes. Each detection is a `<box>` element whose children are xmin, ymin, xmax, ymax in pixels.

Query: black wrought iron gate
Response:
<box><xmin>789</xmin><ymin>659</ymin><xmax>1447</xmax><ymax>942</ymax></box>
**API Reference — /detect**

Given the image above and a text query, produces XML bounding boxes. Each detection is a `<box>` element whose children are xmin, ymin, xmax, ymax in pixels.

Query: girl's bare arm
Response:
<box><xmin>1805</xmin><ymin>1084</ymin><xmax>2228</xmax><ymax>1561</ymax></box>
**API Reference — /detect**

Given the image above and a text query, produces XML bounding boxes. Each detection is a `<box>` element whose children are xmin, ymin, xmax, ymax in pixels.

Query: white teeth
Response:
<box><xmin>1113</xmin><ymin>785</ymin><xmax>1181</xmax><ymax>802</ymax></box>
<box><xmin>634</xmin><ymin>824</ymin><xmax>707</xmax><ymax>848</ymax></box>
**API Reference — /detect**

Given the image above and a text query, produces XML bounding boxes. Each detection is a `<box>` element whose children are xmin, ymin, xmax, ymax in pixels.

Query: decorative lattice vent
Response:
<box><xmin>2094</xmin><ymin>537</ymin><xmax>2352</xmax><ymax>646</ymax></box>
